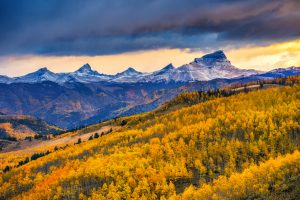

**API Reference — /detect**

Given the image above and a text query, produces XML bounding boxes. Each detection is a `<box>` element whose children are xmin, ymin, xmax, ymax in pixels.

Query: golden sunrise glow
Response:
<box><xmin>227</xmin><ymin>39</ymin><xmax>300</xmax><ymax>71</ymax></box>
<box><xmin>0</xmin><ymin>39</ymin><xmax>300</xmax><ymax>76</ymax></box>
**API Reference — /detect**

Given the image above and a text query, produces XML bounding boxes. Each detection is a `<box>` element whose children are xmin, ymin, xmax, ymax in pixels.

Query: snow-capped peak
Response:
<box><xmin>12</xmin><ymin>67</ymin><xmax>60</xmax><ymax>83</ymax></box>
<box><xmin>71</xmin><ymin>64</ymin><xmax>113</xmax><ymax>83</ymax></box>
<box><xmin>24</xmin><ymin>67</ymin><xmax>55</xmax><ymax>76</ymax></box>
<box><xmin>173</xmin><ymin>50</ymin><xmax>258</xmax><ymax>81</ymax></box>
<box><xmin>0</xmin><ymin>75</ymin><xmax>13</xmax><ymax>83</ymax></box>
<box><xmin>25</xmin><ymin>67</ymin><xmax>53</xmax><ymax>76</ymax></box>
<box><xmin>153</xmin><ymin>64</ymin><xmax>175</xmax><ymax>76</ymax></box>
<box><xmin>75</xmin><ymin>64</ymin><xmax>99</xmax><ymax>75</ymax></box>
<box><xmin>115</xmin><ymin>67</ymin><xmax>141</xmax><ymax>77</ymax></box>
<box><xmin>269</xmin><ymin>66</ymin><xmax>300</xmax><ymax>73</ymax></box>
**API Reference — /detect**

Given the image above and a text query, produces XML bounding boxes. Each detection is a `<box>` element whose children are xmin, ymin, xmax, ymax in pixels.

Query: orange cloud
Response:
<box><xmin>227</xmin><ymin>39</ymin><xmax>300</xmax><ymax>71</ymax></box>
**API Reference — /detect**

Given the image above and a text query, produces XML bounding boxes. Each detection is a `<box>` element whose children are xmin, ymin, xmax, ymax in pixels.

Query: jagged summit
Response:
<box><xmin>11</xmin><ymin>67</ymin><xmax>59</xmax><ymax>83</ymax></box>
<box><xmin>24</xmin><ymin>67</ymin><xmax>53</xmax><ymax>76</ymax></box>
<box><xmin>74</xmin><ymin>64</ymin><xmax>102</xmax><ymax>77</ymax></box>
<box><xmin>202</xmin><ymin>50</ymin><xmax>227</xmax><ymax>60</ymax></box>
<box><xmin>75</xmin><ymin>64</ymin><xmax>93</xmax><ymax>73</ymax></box>
<box><xmin>194</xmin><ymin>50</ymin><xmax>229</xmax><ymax>65</ymax></box>
<box><xmin>37</xmin><ymin>67</ymin><xmax>50</xmax><ymax>72</ymax></box>
<box><xmin>25</xmin><ymin>67</ymin><xmax>55</xmax><ymax>76</ymax></box>
<box><xmin>153</xmin><ymin>63</ymin><xmax>175</xmax><ymax>76</ymax></box>
<box><xmin>125</xmin><ymin>67</ymin><xmax>140</xmax><ymax>73</ymax></box>
<box><xmin>116</xmin><ymin>67</ymin><xmax>141</xmax><ymax>77</ymax></box>
<box><xmin>162</xmin><ymin>63</ymin><xmax>175</xmax><ymax>70</ymax></box>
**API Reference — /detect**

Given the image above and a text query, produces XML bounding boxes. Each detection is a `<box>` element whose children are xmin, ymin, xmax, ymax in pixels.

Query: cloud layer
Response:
<box><xmin>1</xmin><ymin>0</ymin><xmax>300</xmax><ymax>56</ymax></box>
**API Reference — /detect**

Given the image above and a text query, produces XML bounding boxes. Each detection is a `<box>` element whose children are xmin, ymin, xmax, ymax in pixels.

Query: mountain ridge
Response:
<box><xmin>0</xmin><ymin>50</ymin><xmax>262</xmax><ymax>84</ymax></box>
<box><xmin>0</xmin><ymin>51</ymin><xmax>300</xmax><ymax>129</ymax></box>
<box><xmin>1</xmin><ymin>69</ymin><xmax>300</xmax><ymax>129</ymax></box>
<box><xmin>1</xmin><ymin>50</ymin><xmax>299</xmax><ymax>85</ymax></box>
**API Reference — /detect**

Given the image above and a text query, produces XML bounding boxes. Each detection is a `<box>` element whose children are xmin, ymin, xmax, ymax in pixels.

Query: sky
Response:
<box><xmin>0</xmin><ymin>0</ymin><xmax>300</xmax><ymax>76</ymax></box>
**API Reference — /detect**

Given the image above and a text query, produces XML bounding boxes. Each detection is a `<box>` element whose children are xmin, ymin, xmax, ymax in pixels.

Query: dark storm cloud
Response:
<box><xmin>0</xmin><ymin>0</ymin><xmax>299</xmax><ymax>55</ymax></box>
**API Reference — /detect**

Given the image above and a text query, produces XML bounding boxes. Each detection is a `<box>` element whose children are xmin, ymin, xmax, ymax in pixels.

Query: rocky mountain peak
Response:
<box><xmin>194</xmin><ymin>50</ymin><xmax>229</xmax><ymax>65</ymax></box>
<box><xmin>202</xmin><ymin>50</ymin><xmax>227</xmax><ymax>60</ymax></box>
<box><xmin>162</xmin><ymin>63</ymin><xmax>175</xmax><ymax>71</ymax></box>
<box><xmin>76</xmin><ymin>64</ymin><xmax>93</xmax><ymax>73</ymax></box>
<box><xmin>35</xmin><ymin>67</ymin><xmax>52</xmax><ymax>74</ymax></box>
<box><xmin>116</xmin><ymin>67</ymin><xmax>141</xmax><ymax>77</ymax></box>
<box><xmin>125</xmin><ymin>67</ymin><xmax>139</xmax><ymax>73</ymax></box>
<box><xmin>74</xmin><ymin>64</ymin><xmax>101</xmax><ymax>76</ymax></box>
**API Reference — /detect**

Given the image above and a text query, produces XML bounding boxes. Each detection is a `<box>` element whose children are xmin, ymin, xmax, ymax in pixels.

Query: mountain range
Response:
<box><xmin>0</xmin><ymin>50</ymin><xmax>299</xmax><ymax>129</ymax></box>
<box><xmin>0</xmin><ymin>51</ymin><xmax>259</xmax><ymax>84</ymax></box>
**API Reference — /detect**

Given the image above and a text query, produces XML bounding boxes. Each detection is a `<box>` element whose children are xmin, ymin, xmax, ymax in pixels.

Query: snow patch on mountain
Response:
<box><xmin>14</xmin><ymin>68</ymin><xmax>61</xmax><ymax>83</ymax></box>
<box><xmin>112</xmin><ymin>67</ymin><xmax>144</xmax><ymax>82</ymax></box>
<box><xmin>0</xmin><ymin>75</ymin><xmax>13</xmax><ymax>83</ymax></box>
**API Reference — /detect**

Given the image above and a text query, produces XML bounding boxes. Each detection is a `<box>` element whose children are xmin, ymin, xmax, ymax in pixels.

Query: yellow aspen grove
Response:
<box><xmin>1</xmin><ymin>81</ymin><xmax>300</xmax><ymax>199</ymax></box>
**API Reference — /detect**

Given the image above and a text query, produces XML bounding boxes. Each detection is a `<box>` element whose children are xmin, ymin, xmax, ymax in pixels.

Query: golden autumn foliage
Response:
<box><xmin>181</xmin><ymin>151</ymin><xmax>300</xmax><ymax>199</ymax></box>
<box><xmin>0</xmin><ymin>122</ymin><xmax>35</xmax><ymax>140</ymax></box>
<box><xmin>1</xmin><ymin>83</ymin><xmax>300</xmax><ymax>199</ymax></box>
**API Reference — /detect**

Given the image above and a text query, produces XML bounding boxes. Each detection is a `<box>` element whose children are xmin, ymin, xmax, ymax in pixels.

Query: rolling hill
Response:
<box><xmin>0</xmin><ymin>114</ymin><xmax>62</xmax><ymax>140</ymax></box>
<box><xmin>1</xmin><ymin>76</ymin><xmax>300</xmax><ymax>199</ymax></box>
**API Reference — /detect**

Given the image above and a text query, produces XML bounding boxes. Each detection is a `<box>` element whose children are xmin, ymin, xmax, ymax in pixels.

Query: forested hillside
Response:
<box><xmin>1</xmin><ymin>82</ymin><xmax>300</xmax><ymax>199</ymax></box>
<box><xmin>0</xmin><ymin>114</ymin><xmax>62</xmax><ymax>141</ymax></box>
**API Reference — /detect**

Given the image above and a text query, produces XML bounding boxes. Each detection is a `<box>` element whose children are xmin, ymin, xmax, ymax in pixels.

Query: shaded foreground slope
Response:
<box><xmin>1</xmin><ymin>85</ymin><xmax>300</xmax><ymax>199</ymax></box>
